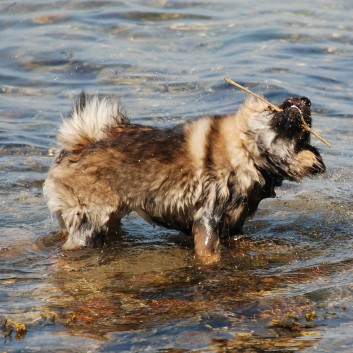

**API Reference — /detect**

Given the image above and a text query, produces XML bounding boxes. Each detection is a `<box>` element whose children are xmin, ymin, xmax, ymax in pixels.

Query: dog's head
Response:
<box><xmin>271</xmin><ymin>96</ymin><xmax>312</xmax><ymax>152</ymax></box>
<box><xmin>244</xmin><ymin>96</ymin><xmax>326</xmax><ymax>181</ymax></box>
<box><xmin>271</xmin><ymin>96</ymin><xmax>325</xmax><ymax>180</ymax></box>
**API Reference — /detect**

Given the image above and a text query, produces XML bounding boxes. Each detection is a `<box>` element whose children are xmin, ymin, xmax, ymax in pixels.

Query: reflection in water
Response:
<box><xmin>23</xmin><ymin>197</ymin><xmax>351</xmax><ymax>350</ymax></box>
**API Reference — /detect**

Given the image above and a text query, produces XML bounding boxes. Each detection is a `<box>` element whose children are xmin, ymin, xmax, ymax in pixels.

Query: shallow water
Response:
<box><xmin>0</xmin><ymin>0</ymin><xmax>352</xmax><ymax>352</ymax></box>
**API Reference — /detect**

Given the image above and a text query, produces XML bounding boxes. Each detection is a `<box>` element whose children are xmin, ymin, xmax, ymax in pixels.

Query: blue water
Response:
<box><xmin>0</xmin><ymin>1</ymin><xmax>352</xmax><ymax>352</ymax></box>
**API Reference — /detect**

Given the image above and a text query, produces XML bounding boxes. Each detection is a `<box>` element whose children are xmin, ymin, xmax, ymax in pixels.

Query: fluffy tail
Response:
<box><xmin>57</xmin><ymin>92</ymin><xmax>129</xmax><ymax>152</ymax></box>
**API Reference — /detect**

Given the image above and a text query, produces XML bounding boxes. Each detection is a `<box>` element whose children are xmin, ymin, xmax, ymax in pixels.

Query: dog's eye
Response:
<box><xmin>300</xmin><ymin>97</ymin><xmax>311</xmax><ymax>107</ymax></box>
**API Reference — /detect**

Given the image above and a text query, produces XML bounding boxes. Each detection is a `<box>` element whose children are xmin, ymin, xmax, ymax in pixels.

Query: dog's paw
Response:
<box><xmin>195</xmin><ymin>251</ymin><xmax>220</xmax><ymax>265</ymax></box>
<box><xmin>61</xmin><ymin>226</ymin><xmax>99</xmax><ymax>250</ymax></box>
<box><xmin>62</xmin><ymin>237</ymin><xmax>86</xmax><ymax>250</ymax></box>
<box><xmin>287</xmin><ymin>149</ymin><xmax>325</xmax><ymax>179</ymax></box>
<box><xmin>296</xmin><ymin>149</ymin><xmax>325</xmax><ymax>175</ymax></box>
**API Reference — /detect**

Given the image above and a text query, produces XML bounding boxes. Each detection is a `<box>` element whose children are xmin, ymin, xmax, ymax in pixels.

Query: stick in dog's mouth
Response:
<box><xmin>224</xmin><ymin>77</ymin><xmax>331</xmax><ymax>148</ymax></box>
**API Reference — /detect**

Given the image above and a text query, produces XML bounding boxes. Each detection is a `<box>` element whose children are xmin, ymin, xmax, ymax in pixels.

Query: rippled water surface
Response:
<box><xmin>0</xmin><ymin>1</ymin><xmax>352</xmax><ymax>352</ymax></box>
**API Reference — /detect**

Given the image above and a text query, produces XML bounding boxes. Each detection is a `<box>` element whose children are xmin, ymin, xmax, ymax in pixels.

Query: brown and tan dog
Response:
<box><xmin>44</xmin><ymin>92</ymin><xmax>325</xmax><ymax>263</ymax></box>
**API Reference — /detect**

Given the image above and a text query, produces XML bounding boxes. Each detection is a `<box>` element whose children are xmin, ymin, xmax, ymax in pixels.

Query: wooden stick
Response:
<box><xmin>224</xmin><ymin>76</ymin><xmax>331</xmax><ymax>148</ymax></box>
<box><xmin>299</xmin><ymin>115</ymin><xmax>332</xmax><ymax>148</ymax></box>
<box><xmin>224</xmin><ymin>77</ymin><xmax>282</xmax><ymax>112</ymax></box>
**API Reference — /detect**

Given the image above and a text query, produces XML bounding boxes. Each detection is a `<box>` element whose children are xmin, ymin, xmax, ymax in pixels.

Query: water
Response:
<box><xmin>0</xmin><ymin>0</ymin><xmax>352</xmax><ymax>352</ymax></box>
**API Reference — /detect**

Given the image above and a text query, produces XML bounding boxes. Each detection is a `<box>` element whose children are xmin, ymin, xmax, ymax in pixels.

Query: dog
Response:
<box><xmin>43</xmin><ymin>92</ymin><xmax>325</xmax><ymax>263</ymax></box>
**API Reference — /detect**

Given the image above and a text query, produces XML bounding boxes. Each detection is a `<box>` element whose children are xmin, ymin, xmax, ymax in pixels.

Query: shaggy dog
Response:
<box><xmin>43</xmin><ymin>92</ymin><xmax>325</xmax><ymax>263</ymax></box>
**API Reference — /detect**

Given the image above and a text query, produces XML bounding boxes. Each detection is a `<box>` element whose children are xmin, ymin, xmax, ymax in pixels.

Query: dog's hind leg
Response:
<box><xmin>63</xmin><ymin>223</ymin><xmax>98</xmax><ymax>250</ymax></box>
<box><xmin>59</xmin><ymin>206</ymin><xmax>116</xmax><ymax>249</ymax></box>
<box><xmin>62</xmin><ymin>205</ymin><xmax>130</xmax><ymax>249</ymax></box>
<box><xmin>60</xmin><ymin>209</ymin><xmax>96</xmax><ymax>250</ymax></box>
<box><xmin>56</xmin><ymin>211</ymin><xmax>68</xmax><ymax>234</ymax></box>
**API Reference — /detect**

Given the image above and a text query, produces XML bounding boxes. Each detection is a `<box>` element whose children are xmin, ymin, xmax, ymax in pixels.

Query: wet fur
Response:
<box><xmin>43</xmin><ymin>93</ymin><xmax>325</xmax><ymax>262</ymax></box>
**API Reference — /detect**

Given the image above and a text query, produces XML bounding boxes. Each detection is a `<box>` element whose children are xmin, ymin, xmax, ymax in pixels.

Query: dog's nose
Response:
<box><xmin>300</xmin><ymin>97</ymin><xmax>311</xmax><ymax>107</ymax></box>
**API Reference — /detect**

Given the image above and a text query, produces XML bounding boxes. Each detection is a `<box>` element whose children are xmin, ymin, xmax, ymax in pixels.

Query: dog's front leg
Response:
<box><xmin>192</xmin><ymin>211</ymin><xmax>220</xmax><ymax>264</ymax></box>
